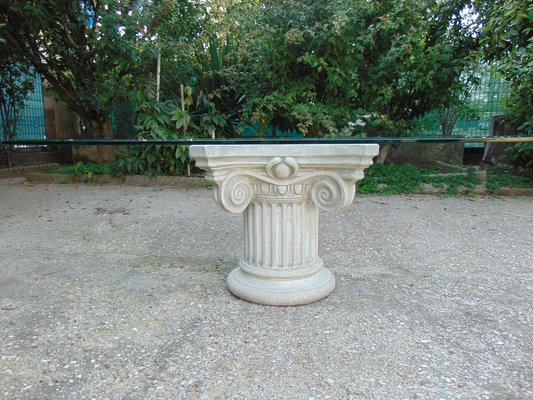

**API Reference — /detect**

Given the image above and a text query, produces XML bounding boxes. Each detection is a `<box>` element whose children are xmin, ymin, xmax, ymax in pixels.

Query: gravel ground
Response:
<box><xmin>0</xmin><ymin>180</ymin><xmax>531</xmax><ymax>400</ymax></box>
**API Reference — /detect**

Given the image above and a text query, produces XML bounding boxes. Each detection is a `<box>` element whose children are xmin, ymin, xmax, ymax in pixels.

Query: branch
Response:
<box><xmin>3</xmin><ymin>30</ymin><xmax>90</xmax><ymax>121</ymax></box>
<box><xmin>63</xmin><ymin>24</ymin><xmax>80</xmax><ymax>50</ymax></box>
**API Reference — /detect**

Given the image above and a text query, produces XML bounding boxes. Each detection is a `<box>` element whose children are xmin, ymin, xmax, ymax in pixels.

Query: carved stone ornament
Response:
<box><xmin>189</xmin><ymin>144</ymin><xmax>379</xmax><ymax>306</ymax></box>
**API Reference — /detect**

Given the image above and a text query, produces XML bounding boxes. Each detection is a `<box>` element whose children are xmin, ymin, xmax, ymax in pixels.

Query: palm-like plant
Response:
<box><xmin>194</xmin><ymin>35</ymin><xmax>244</xmax><ymax>137</ymax></box>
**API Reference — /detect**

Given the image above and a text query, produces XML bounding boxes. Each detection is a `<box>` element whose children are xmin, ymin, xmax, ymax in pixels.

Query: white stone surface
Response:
<box><xmin>190</xmin><ymin>144</ymin><xmax>379</xmax><ymax>305</ymax></box>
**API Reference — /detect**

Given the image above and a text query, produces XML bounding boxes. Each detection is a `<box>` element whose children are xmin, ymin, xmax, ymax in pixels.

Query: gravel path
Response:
<box><xmin>0</xmin><ymin>180</ymin><xmax>531</xmax><ymax>399</ymax></box>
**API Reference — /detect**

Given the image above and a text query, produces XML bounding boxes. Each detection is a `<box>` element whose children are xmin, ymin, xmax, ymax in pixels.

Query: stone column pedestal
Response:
<box><xmin>189</xmin><ymin>144</ymin><xmax>379</xmax><ymax>306</ymax></box>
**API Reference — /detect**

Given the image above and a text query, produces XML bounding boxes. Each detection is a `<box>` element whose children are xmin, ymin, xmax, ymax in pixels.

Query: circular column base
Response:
<box><xmin>226</xmin><ymin>265</ymin><xmax>336</xmax><ymax>306</ymax></box>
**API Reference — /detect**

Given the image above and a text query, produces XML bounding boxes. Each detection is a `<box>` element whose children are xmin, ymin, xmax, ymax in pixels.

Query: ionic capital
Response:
<box><xmin>191</xmin><ymin>145</ymin><xmax>379</xmax><ymax>214</ymax></box>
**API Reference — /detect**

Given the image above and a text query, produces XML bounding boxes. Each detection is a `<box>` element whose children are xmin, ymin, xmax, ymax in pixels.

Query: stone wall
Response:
<box><xmin>387</xmin><ymin>142</ymin><xmax>464</xmax><ymax>166</ymax></box>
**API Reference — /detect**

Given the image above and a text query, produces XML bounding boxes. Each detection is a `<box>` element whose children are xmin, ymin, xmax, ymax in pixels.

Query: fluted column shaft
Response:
<box><xmin>242</xmin><ymin>198</ymin><xmax>319</xmax><ymax>276</ymax></box>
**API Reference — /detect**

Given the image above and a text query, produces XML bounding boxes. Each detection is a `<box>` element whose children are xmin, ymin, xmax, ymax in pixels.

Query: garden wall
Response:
<box><xmin>387</xmin><ymin>142</ymin><xmax>464</xmax><ymax>166</ymax></box>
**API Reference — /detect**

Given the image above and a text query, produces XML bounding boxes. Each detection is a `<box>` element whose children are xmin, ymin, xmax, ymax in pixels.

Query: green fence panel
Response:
<box><xmin>0</xmin><ymin>74</ymin><xmax>46</xmax><ymax>141</ymax></box>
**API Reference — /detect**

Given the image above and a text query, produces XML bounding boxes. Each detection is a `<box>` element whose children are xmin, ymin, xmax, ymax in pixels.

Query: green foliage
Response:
<box><xmin>486</xmin><ymin>166</ymin><xmax>533</xmax><ymax>193</ymax></box>
<box><xmin>504</xmin><ymin>142</ymin><xmax>533</xmax><ymax>169</ymax></box>
<box><xmin>5</xmin><ymin>0</ymin><xmax>524</xmax><ymax>145</ymax></box>
<box><xmin>49</xmin><ymin>161</ymin><xmax>117</xmax><ymax>182</ymax></box>
<box><xmin>224</xmin><ymin>0</ymin><xmax>480</xmax><ymax>136</ymax></box>
<box><xmin>359</xmin><ymin>163</ymin><xmax>532</xmax><ymax>196</ymax></box>
<box><xmin>135</xmin><ymin>87</ymin><xmax>228</xmax><ymax>138</ymax></box>
<box><xmin>115</xmin><ymin>102</ymin><xmax>192</xmax><ymax>176</ymax></box>
<box><xmin>193</xmin><ymin>35</ymin><xmax>243</xmax><ymax>137</ymax></box>
<box><xmin>357</xmin><ymin>163</ymin><xmax>481</xmax><ymax>195</ymax></box>
<box><xmin>324</xmin><ymin>120</ymin><xmax>367</xmax><ymax>138</ymax></box>
<box><xmin>49</xmin><ymin>162</ymin><xmax>117</xmax><ymax>176</ymax></box>
<box><xmin>0</xmin><ymin>52</ymin><xmax>34</xmax><ymax>140</ymax></box>
<box><xmin>0</xmin><ymin>45</ymin><xmax>35</xmax><ymax>166</ymax></box>
<box><xmin>116</xmin><ymin>142</ymin><xmax>189</xmax><ymax>177</ymax></box>
<box><xmin>139</xmin><ymin>9</ymin><xmax>239</xmax><ymax>139</ymax></box>
<box><xmin>0</xmin><ymin>0</ymin><xmax>205</xmax><ymax>137</ymax></box>
<box><xmin>114</xmin><ymin>93</ymin><xmax>229</xmax><ymax>176</ymax></box>
<box><xmin>189</xmin><ymin>91</ymin><xmax>229</xmax><ymax>138</ymax></box>
<box><xmin>481</xmin><ymin>0</ymin><xmax>533</xmax><ymax>135</ymax></box>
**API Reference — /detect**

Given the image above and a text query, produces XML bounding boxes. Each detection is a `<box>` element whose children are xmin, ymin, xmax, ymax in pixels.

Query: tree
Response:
<box><xmin>481</xmin><ymin>0</ymin><xmax>532</xmax><ymax>135</ymax></box>
<box><xmin>0</xmin><ymin>61</ymin><xmax>34</xmax><ymax>167</ymax></box>
<box><xmin>221</xmin><ymin>0</ymin><xmax>480</xmax><ymax>138</ymax></box>
<box><xmin>0</xmin><ymin>0</ymin><xmax>204</xmax><ymax>138</ymax></box>
<box><xmin>0</xmin><ymin>42</ymin><xmax>34</xmax><ymax>167</ymax></box>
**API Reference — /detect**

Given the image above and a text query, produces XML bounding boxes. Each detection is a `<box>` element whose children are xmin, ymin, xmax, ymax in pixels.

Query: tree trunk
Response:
<box><xmin>72</xmin><ymin>117</ymin><xmax>115</xmax><ymax>163</ymax></box>
<box><xmin>90</xmin><ymin>118</ymin><xmax>113</xmax><ymax>139</ymax></box>
<box><xmin>3</xmin><ymin>145</ymin><xmax>13</xmax><ymax>168</ymax></box>
<box><xmin>482</xmin><ymin>115</ymin><xmax>516</xmax><ymax>165</ymax></box>
<box><xmin>375</xmin><ymin>143</ymin><xmax>392</xmax><ymax>164</ymax></box>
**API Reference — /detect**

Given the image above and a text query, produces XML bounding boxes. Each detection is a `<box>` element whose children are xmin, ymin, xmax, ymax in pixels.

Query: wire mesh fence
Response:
<box><xmin>415</xmin><ymin>67</ymin><xmax>510</xmax><ymax>139</ymax></box>
<box><xmin>0</xmin><ymin>74</ymin><xmax>46</xmax><ymax>140</ymax></box>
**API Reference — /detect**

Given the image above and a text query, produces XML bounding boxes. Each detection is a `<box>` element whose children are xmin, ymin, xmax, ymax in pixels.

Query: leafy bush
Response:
<box><xmin>114</xmin><ymin>101</ymin><xmax>187</xmax><ymax>176</ymax></box>
<box><xmin>227</xmin><ymin>0</ymin><xmax>479</xmax><ymax>136</ymax></box>
<box><xmin>115</xmin><ymin>94</ymin><xmax>228</xmax><ymax>176</ymax></box>
<box><xmin>504</xmin><ymin>142</ymin><xmax>533</xmax><ymax>169</ymax></box>
<box><xmin>194</xmin><ymin>35</ymin><xmax>243</xmax><ymax>137</ymax></box>
<box><xmin>481</xmin><ymin>0</ymin><xmax>532</xmax><ymax>135</ymax></box>
<box><xmin>116</xmin><ymin>142</ymin><xmax>190</xmax><ymax>177</ymax></box>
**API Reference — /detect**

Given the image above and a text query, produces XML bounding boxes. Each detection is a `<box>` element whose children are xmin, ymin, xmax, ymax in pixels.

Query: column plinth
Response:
<box><xmin>190</xmin><ymin>144</ymin><xmax>379</xmax><ymax>306</ymax></box>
